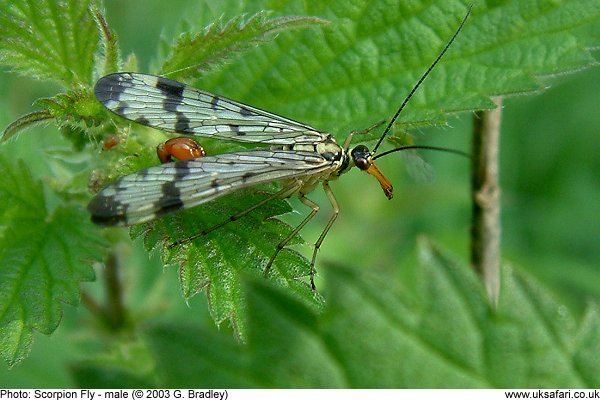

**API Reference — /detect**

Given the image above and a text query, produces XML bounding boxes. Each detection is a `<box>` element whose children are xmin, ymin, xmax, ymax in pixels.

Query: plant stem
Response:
<box><xmin>80</xmin><ymin>250</ymin><xmax>127</xmax><ymax>330</ymax></box>
<box><xmin>104</xmin><ymin>251</ymin><xmax>127</xmax><ymax>329</ymax></box>
<box><xmin>471</xmin><ymin>97</ymin><xmax>503</xmax><ymax>307</ymax></box>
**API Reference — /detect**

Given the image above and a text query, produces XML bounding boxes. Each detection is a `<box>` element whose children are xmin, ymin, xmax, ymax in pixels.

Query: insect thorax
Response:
<box><xmin>275</xmin><ymin>135</ymin><xmax>352</xmax><ymax>197</ymax></box>
<box><xmin>301</xmin><ymin>136</ymin><xmax>351</xmax><ymax>176</ymax></box>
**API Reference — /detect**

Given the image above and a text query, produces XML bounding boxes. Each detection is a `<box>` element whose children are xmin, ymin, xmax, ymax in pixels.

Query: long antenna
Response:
<box><xmin>372</xmin><ymin>144</ymin><xmax>470</xmax><ymax>161</ymax></box>
<box><xmin>372</xmin><ymin>5</ymin><xmax>472</xmax><ymax>154</ymax></box>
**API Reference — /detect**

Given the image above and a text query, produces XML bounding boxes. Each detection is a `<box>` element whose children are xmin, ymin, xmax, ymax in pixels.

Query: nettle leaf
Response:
<box><xmin>130</xmin><ymin>186</ymin><xmax>324</xmax><ymax>340</ymax></box>
<box><xmin>2</xmin><ymin>88</ymin><xmax>105</xmax><ymax>144</ymax></box>
<box><xmin>194</xmin><ymin>0</ymin><xmax>600</xmax><ymax>136</ymax></box>
<box><xmin>0</xmin><ymin>157</ymin><xmax>104</xmax><ymax>366</ymax></box>
<box><xmin>1</xmin><ymin>111</ymin><xmax>54</xmax><ymax>144</ymax></box>
<box><xmin>113</xmin><ymin>239</ymin><xmax>599</xmax><ymax>388</ymax></box>
<box><xmin>0</xmin><ymin>1</ymin><xmax>107</xmax><ymax>143</ymax></box>
<box><xmin>90</xmin><ymin>4</ymin><xmax>120</xmax><ymax>76</ymax></box>
<box><xmin>160</xmin><ymin>11</ymin><xmax>328</xmax><ymax>81</ymax></box>
<box><xmin>0</xmin><ymin>0</ymin><xmax>98</xmax><ymax>86</ymax></box>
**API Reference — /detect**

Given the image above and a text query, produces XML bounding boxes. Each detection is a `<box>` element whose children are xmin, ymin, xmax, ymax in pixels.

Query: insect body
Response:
<box><xmin>89</xmin><ymin>72</ymin><xmax>390</xmax><ymax>224</ymax></box>
<box><xmin>89</xmin><ymin>8</ymin><xmax>471</xmax><ymax>289</ymax></box>
<box><xmin>89</xmin><ymin>72</ymin><xmax>390</xmax><ymax>285</ymax></box>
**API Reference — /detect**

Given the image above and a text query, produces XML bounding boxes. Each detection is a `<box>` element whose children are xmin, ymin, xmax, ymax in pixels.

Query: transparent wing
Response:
<box><xmin>95</xmin><ymin>72</ymin><xmax>325</xmax><ymax>145</ymax></box>
<box><xmin>403</xmin><ymin>150</ymin><xmax>435</xmax><ymax>183</ymax></box>
<box><xmin>88</xmin><ymin>149</ymin><xmax>333</xmax><ymax>226</ymax></box>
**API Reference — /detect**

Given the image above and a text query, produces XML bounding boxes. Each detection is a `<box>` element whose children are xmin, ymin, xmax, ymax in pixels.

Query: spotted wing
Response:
<box><xmin>95</xmin><ymin>72</ymin><xmax>325</xmax><ymax>145</ymax></box>
<box><xmin>88</xmin><ymin>149</ymin><xmax>333</xmax><ymax>226</ymax></box>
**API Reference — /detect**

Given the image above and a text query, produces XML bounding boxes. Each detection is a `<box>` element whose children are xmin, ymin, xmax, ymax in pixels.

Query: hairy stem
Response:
<box><xmin>471</xmin><ymin>97</ymin><xmax>503</xmax><ymax>307</ymax></box>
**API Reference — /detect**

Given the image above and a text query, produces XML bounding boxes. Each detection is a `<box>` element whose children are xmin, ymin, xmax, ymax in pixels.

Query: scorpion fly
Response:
<box><xmin>88</xmin><ymin>7</ymin><xmax>471</xmax><ymax>289</ymax></box>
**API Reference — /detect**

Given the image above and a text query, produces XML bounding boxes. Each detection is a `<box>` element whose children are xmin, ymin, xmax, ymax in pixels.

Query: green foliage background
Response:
<box><xmin>0</xmin><ymin>0</ymin><xmax>599</xmax><ymax>388</ymax></box>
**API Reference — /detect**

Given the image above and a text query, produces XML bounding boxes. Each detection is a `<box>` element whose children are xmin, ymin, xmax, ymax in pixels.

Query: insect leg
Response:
<box><xmin>342</xmin><ymin>119</ymin><xmax>387</xmax><ymax>149</ymax></box>
<box><xmin>309</xmin><ymin>181</ymin><xmax>340</xmax><ymax>289</ymax></box>
<box><xmin>170</xmin><ymin>180</ymin><xmax>302</xmax><ymax>248</ymax></box>
<box><xmin>264</xmin><ymin>194</ymin><xmax>320</xmax><ymax>283</ymax></box>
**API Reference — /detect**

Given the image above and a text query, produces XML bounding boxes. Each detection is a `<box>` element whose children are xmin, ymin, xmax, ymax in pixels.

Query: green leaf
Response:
<box><xmin>0</xmin><ymin>111</ymin><xmax>54</xmax><ymax>143</ymax></box>
<box><xmin>142</xmin><ymin>284</ymin><xmax>342</xmax><ymax>388</ymax></box>
<box><xmin>573</xmin><ymin>305</ymin><xmax>600</xmax><ymax>387</ymax></box>
<box><xmin>159</xmin><ymin>11</ymin><xmax>328</xmax><ymax>81</ymax></box>
<box><xmin>0</xmin><ymin>0</ymin><xmax>106</xmax><ymax>142</ymax></box>
<box><xmin>0</xmin><ymin>0</ymin><xmax>98</xmax><ymax>86</ymax></box>
<box><xmin>2</xmin><ymin>87</ymin><xmax>104</xmax><ymax>144</ymax></box>
<box><xmin>91</xmin><ymin>4</ymin><xmax>120</xmax><ymax>76</ymax></box>
<box><xmin>0</xmin><ymin>157</ymin><xmax>104</xmax><ymax>366</ymax></box>
<box><xmin>131</xmin><ymin>187</ymin><xmax>325</xmax><ymax>340</ymax></box>
<box><xmin>193</xmin><ymin>0</ymin><xmax>600</xmax><ymax>136</ymax></box>
<box><xmin>142</xmin><ymin>324</ymin><xmax>253</xmax><ymax>388</ymax></box>
<box><xmin>70</xmin><ymin>338</ymin><xmax>156</xmax><ymax>388</ymax></box>
<box><xmin>125</xmin><ymin>239</ymin><xmax>598</xmax><ymax>388</ymax></box>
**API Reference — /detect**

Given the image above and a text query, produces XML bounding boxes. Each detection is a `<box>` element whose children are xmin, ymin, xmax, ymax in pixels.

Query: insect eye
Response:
<box><xmin>355</xmin><ymin>158</ymin><xmax>370</xmax><ymax>170</ymax></box>
<box><xmin>351</xmin><ymin>145</ymin><xmax>372</xmax><ymax>170</ymax></box>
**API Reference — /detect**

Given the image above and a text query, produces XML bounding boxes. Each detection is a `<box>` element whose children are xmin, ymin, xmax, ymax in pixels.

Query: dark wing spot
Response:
<box><xmin>230</xmin><ymin>125</ymin><xmax>245</xmax><ymax>136</ymax></box>
<box><xmin>154</xmin><ymin>200</ymin><xmax>184</xmax><ymax>218</ymax></box>
<box><xmin>163</xmin><ymin>99</ymin><xmax>178</xmax><ymax>112</ymax></box>
<box><xmin>136</xmin><ymin>116</ymin><xmax>150</xmax><ymax>125</ymax></box>
<box><xmin>94</xmin><ymin>73</ymin><xmax>130</xmax><ymax>104</ymax></box>
<box><xmin>156</xmin><ymin>76</ymin><xmax>185</xmax><ymax>112</ymax></box>
<box><xmin>174</xmin><ymin>161</ymin><xmax>191</xmax><ymax>179</ymax></box>
<box><xmin>88</xmin><ymin>194</ymin><xmax>128</xmax><ymax>226</ymax></box>
<box><xmin>211</xmin><ymin>96</ymin><xmax>220</xmax><ymax>110</ymax></box>
<box><xmin>174</xmin><ymin>112</ymin><xmax>190</xmax><ymax>132</ymax></box>
<box><xmin>156</xmin><ymin>76</ymin><xmax>185</xmax><ymax>97</ymax></box>
<box><xmin>154</xmin><ymin>181</ymin><xmax>184</xmax><ymax>218</ymax></box>
<box><xmin>239</xmin><ymin>107</ymin><xmax>253</xmax><ymax>116</ymax></box>
<box><xmin>113</xmin><ymin>102</ymin><xmax>129</xmax><ymax>116</ymax></box>
<box><xmin>241</xmin><ymin>172</ymin><xmax>255</xmax><ymax>183</ymax></box>
<box><xmin>90</xmin><ymin>213</ymin><xmax>128</xmax><ymax>226</ymax></box>
<box><xmin>137</xmin><ymin>168</ymin><xmax>150</xmax><ymax>178</ymax></box>
<box><xmin>161</xmin><ymin>181</ymin><xmax>182</xmax><ymax>198</ymax></box>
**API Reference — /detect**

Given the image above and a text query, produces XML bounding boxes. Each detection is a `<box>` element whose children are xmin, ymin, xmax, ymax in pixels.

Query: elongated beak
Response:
<box><xmin>365</xmin><ymin>163</ymin><xmax>393</xmax><ymax>199</ymax></box>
